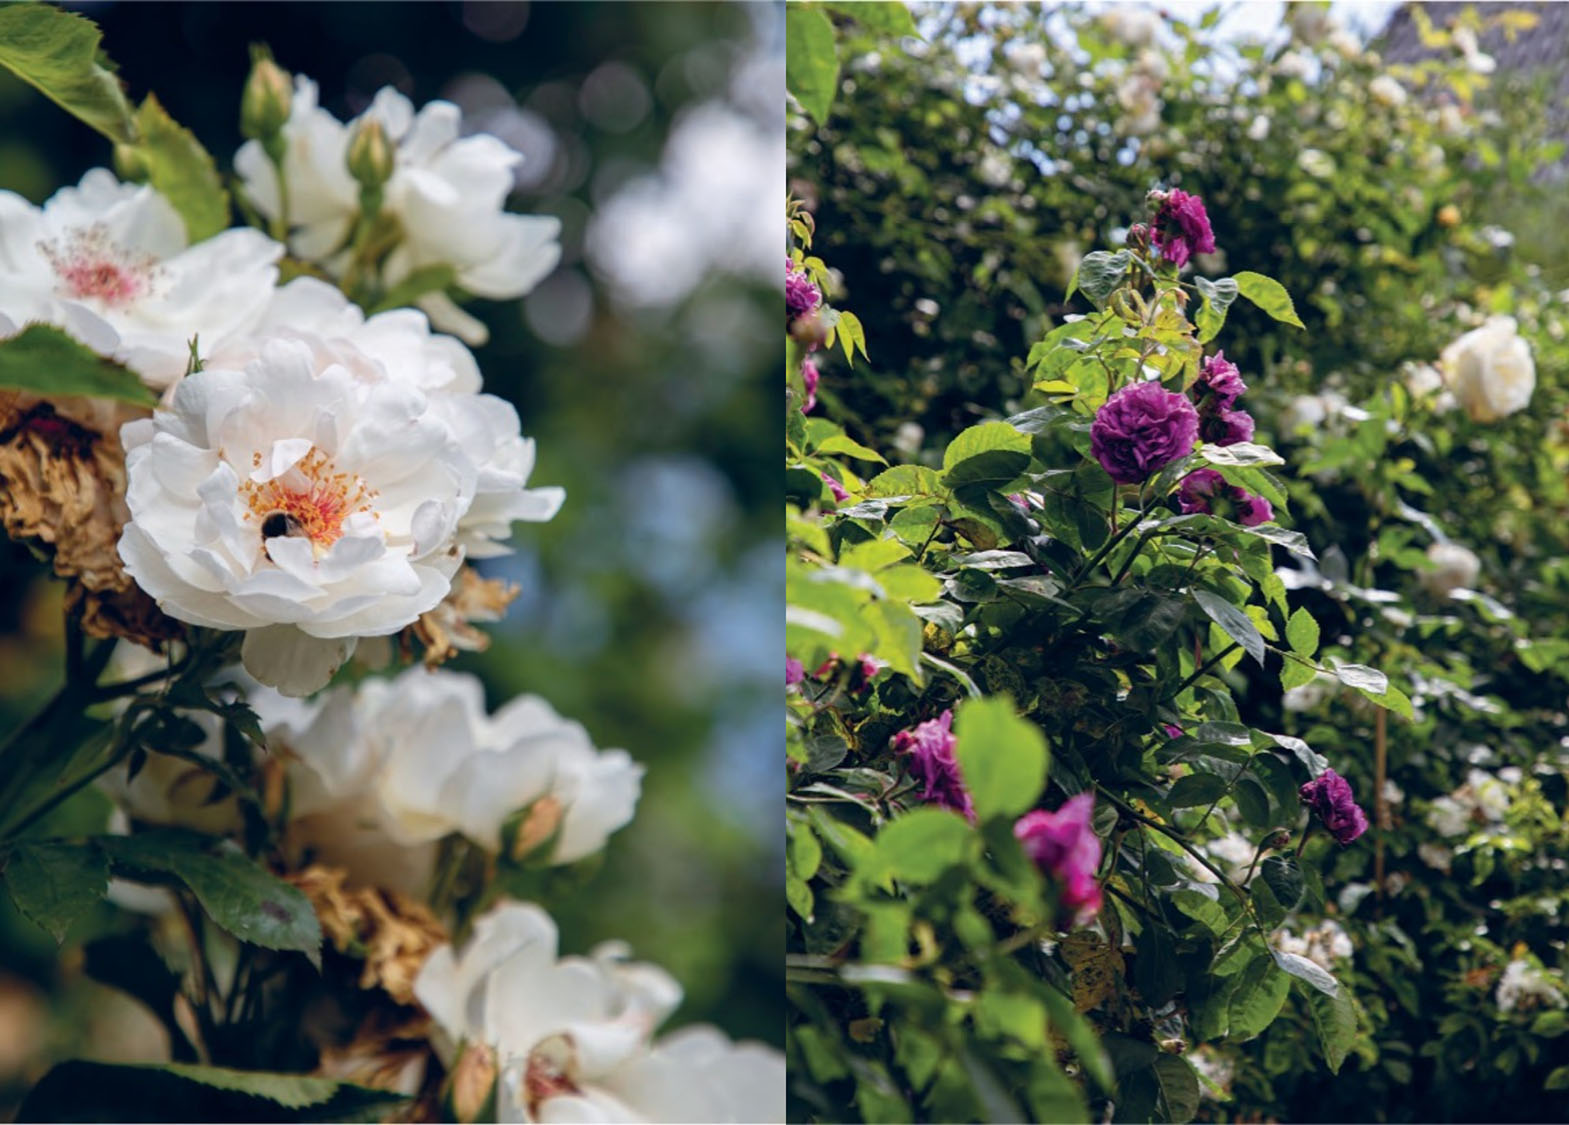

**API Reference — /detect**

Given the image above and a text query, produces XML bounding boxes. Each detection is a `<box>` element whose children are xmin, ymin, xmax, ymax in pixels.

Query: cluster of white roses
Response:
<box><xmin>3</xmin><ymin>53</ymin><xmax>783</xmax><ymax>1122</ymax></box>
<box><xmin>1495</xmin><ymin>956</ymin><xmax>1568</xmax><ymax>1015</ymax></box>
<box><xmin>0</xmin><ymin>78</ymin><xmax>565</xmax><ymax>696</ymax></box>
<box><xmin>1271</xmin><ymin>919</ymin><xmax>1354</xmax><ymax>974</ymax></box>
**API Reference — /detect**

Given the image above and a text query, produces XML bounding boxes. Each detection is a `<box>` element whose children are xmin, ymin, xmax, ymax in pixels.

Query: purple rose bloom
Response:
<box><xmin>786</xmin><ymin>657</ymin><xmax>805</xmax><ymax>688</ymax></box>
<box><xmin>1177</xmin><ymin>468</ymin><xmax>1272</xmax><ymax>526</ymax></box>
<box><xmin>1197</xmin><ymin>351</ymin><xmax>1247</xmax><ymax>408</ymax></box>
<box><xmin>857</xmin><ymin>653</ymin><xmax>886</xmax><ymax>682</ymax></box>
<box><xmin>1015</xmin><ymin>793</ymin><xmax>1102</xmax><ymax>921</ymax></box>
<box><xmin>893</xmin><ymin>710</ymin><xmax>975</xmax><ymax>823</ymax></box>
<box><xmin>801</xmin><ymin>358</ymin><xmax>819</xmax><ymax>413</ymax></box>
<box><xmin>1091</xmin><ymin>381</ymin><xmax>1200</xmax><ymax>484</ymax></box>
<box><xmin>1300</xmin><ymin>768</ymin><xmax>1369</xmax><ymax>845</ymax></box>
<box><xmin>821</xmin><ymin>472</ymin><xmax>849</xmax><ymax>503</ymax></box>
<box><xmin>1235</xmin><ymin>491</ymin><xmax>1273</xmax><ymax>527</ymax></box>
<box><xmin>1151</xmin><ymin>189</ymin><xmax>1216</xmax><ymax>268</ymax></box>
<box><xmin>1201</xmin><ymin>407</ymin><xmax>1255</xmax><ymax>447</ymax></box>
<box><xmin>786</xmin><ymin>258</ymin><xmax>821</xmax><ymax>322</ymax></box>
<box><xmin>1163</xmin><ymin>723</ymin><xmax>1185</xmax><ymax>739</ymax></box>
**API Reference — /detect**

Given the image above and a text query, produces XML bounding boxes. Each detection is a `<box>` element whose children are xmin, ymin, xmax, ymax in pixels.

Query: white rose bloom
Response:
<box><xmin>261</xmin><ymin>667</ymin><xmax>641</xmax><ymax>894</ymax></box>
<box><xmin>211</xmin><ymin>278</ymin><xmax>564</xmax><ymax>556</ymax></box>
<box><xmin>413</xmin><ymin>901</ymin><xmax>786</xmax><ymax>1123</ymax></box>
<box><xmin>1246</xmin><ymin>114</ymin><xmax>1271</xmax><ymax>141</ymax></box>
<box><xmin>1327</xmin><ymin>29</ymin><xmax>1363</xmax><ymax>60</ymax></box>
<box><xmin>1426</xmin><ymin>795</ymin><xmax>1471</xmax><ymax>838</ymax></box>
<box><xmin>1420</xmin><ymin>541</ymin><xmax>1480</xmax><ymax>598</ymax></box>
<box><xmin>1417</xmin><ymin>842</ymin><xmax>1453</xmax><ymax>872</ymax></box>
<box><xmin>1288</xmin><ymin>3</ymin><xmax>1334</xmax><ymax>44</ymax></box>
<box><xmin>1368</xmin><ymin>75</ymin><xmax>1407</xmax><ymax>108</ymax></box>
<box><xmin>1297</xmin><ymin>148</ymin><xmax>1336</xmax><ymax>180</ymax></box>
<box><xmin>1465</xmin><ymin>768</ymin><xmax>1510</xmax><ymax>822</ymax></box>
<box><xmin>1439</xmin><ymin>315</ymin><xmax>1535</xmax><ymax>422</ymax></box>
<box><xmin>1452</xmin><ymin>26</ymin><xmax>1496</xmax><ymax>75</ymax></box>
<box><xmin>1115</xmin><ymin>76</ymin><xmax>1162</xmax><ymax>135</ymax></box>
<box><xmin>1099</xmin><ymin>6</ymin><xmax>1160</xmax><ymax>47</ymax></box>
<box><xmin>1496</xmin><ymin>958</ymin><xmax>1567</xmax><ymax>1015</ymax></box>
<box><xmin>117</xmin><ymin>337</ymin><xmax>473</xmax><ymax>695</ymax></box>
<box><xmin>0</xmin><ymin>168</ymin><xmax>281</xmax><ymax>388</ymax></box>
<box><xmin>1275</xmin><ymin>51</ymin><xmax>1316</xmax><ymax>82</ymax></box>
<box><xmin>235</xmin><ymin>79</ymin><xmax>561</xmax><ymax>344</ymax></box>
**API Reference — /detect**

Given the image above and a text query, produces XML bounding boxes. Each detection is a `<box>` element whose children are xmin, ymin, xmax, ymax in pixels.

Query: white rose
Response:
<box><xmin>1275</xmin><ymin>50</ymin><xmax>1316</xmax><ymax>82</ymax></box>
<box><xmin>413</xmin><ymin>901</ymin><xmax>785</xmax><ymax>1124</ymax></box>
<box><xmin>1098</xmin><ymin>6</ymin><xmax>1160</xmax><ymax>47</ymax></box>
<box><xmin>1420</xmin><ymin>541</ymin><xmax>1480</xmax><ymax>598</ymax></box>
<box><xmin>1297</xmin><ymin>148</ymin><xmax>1337</xmax><ymax>180</ymax></box>
<box><xmin>1426</xmin><ymin>795</ymin><xmax>1470</xmax><ymax>838</ymax></box>
<box><xmin>263</xmin><ymin>667</ymin><xmax>641</xmax><ymax>893</ymax></box>
<box><xmin>235</xmin><ymin>79</ymin><xmax>561</xmax><ymax>344</ymax></box>
<box><xmin>1246</xmin><ymin>114</ymin><xmax>1271</xmax><ymax>141</ymax></box>
<box><xmin>1369</xmin><ymin>75</ymin><xmax>1407</xmax><ymax>107</ymax></box>
<box><xmin>117</xmin><ymin>337</ymin><xmax>473</xmax><ymax>695</ymax></box>
<box><xmin>1439</xmin><ymin>315</ymin><xmax>1535</xmax><ymax>422</ymax></box>
<box><xmin>1288</xmin><ymin>3</ymin><xmax>1334</xmax><ymax>44</ymax></box>
<box><xmin>0</xmin><ymin>168</ymin><xmax>281</xmax><ymax>387</ymax></box>
<box><xmin>211</xmin><ymin>278</ymin><xmax>564</xmax><ymax>556</ymax></box>
<box><xmin>1115</xmin><ymin>76</ymin><xmax>1162</xmax><ymax>135</ymax></box>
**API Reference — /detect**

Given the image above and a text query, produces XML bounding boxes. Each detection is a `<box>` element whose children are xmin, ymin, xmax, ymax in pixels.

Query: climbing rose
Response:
<box><xmin>785</xmin><ymin>657</ymin><xmax>804</xmax><ymax>687</ymax></box>
<box><xmin>1015</xmin><ymin>793</ymin><xmax>1102</xmax><ymax>920</ymax></box>
<box><xmin>800</xmin><ymin>357</ymin><xmax>819</xmax><ymax>412</ymax></box>
<box><xmin>1439</xmin><ymin>315</ymin><xmax>1535</xmax><ymax>423</ymax></box>
<box><xmin>1300</xmin><ymin>768</ymin><xmax>1369</xmax><ymax>845</ymax></box>
<box><xmin>820</xmin><ymin>473</ymin><xmax>849</xmax><ymax>503</ymax></box>
<box><xmin>786</xmin><ymin>258</ymin><xmax>821</xmax><ymax>322</ymax></box>
<box><xmin>1090</xmin><ymin>380</ymin><xmax>1199</xmax><ymax>484</ymax></box>
<box><xmin>892</xmin><ymin>710</ymin><xmax>974</xmax><ymax>822</ymax></box>
<box><xmin>1196</xmin><ymin>352</ymin><xmax>1246</xmax><ymax>408</ymax></box>
<box><xmin>1177</xmin><ymin>468</ymin><xmax>1273</xmax><ymax>527</ymax></box>
<box><xmin>1202</xmin><ymin>406</ymin><xmax>1255</xmax><ymax>447</ymax></box>
<box><xmin>1150</xmin><ymin>188</ymin><xmax>1216</xmax><ymax>268</ymax></box>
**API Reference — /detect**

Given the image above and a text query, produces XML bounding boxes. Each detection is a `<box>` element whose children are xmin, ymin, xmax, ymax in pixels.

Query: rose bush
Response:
<box><xmin>788</xmin><ymin>2</ymin><xmax>1569</xmax><ymax>1120</ymax></box>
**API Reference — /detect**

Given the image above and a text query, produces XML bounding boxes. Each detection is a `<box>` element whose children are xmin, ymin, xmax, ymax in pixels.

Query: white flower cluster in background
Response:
<box><xmin>1495</xmin><ymin>957</ymin><xmax>1567</xmax><ymax>1015</ymax></box>
<box><xmin>414</xmin><ymin>901</ymin><xmax>785</xmax><ymax>1123</ymax></box>
<box><xmin>1425</xmin><ymin>767</ymin><xmax>1512</xmax><ymax>839</ymax></box>
<box><xmin>1273</xmin><ymin>919</ymin><xmax>1354</xmax><ymax>973</ymax></box>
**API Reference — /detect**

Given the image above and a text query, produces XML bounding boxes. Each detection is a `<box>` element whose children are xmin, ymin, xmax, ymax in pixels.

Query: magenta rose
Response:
<box><xmin>1091</xmin><ymin>381</ymin><xmax>1200</xmax><ymax>484</ymax></box>
<box><xmin>1015</xmin><ymin>793</ymin><xmax>1102</xmax><ymax>921</ymax></box>
<box><xmin>1151</xmin><ymin>189</ymin><xmax>1216</xmax><ymax>268</ymax></box>
<box><xmin>1201</xmin><ymin>406</ymin><xmax>1255</xmax><ymax>447</ymax></box>
<box><xmin>1300</xmin><ymin>769</ymin><xmax>1369</xmax><ymax>845</ymax></box>
<box><xmin>801</xmin><ymin>358</ymin><xmax>819</xmax><ymax>413</ymax></box>
<box><xmin>787</xmin><ymin>258</ymin><xmax>821</xmax><ymax>323</ymax></box>
<box><xmin>1196</xmin><ymin>352</ymin><xmax>1247</xmax><ymax>408</ymax></box>
<box><xmin>1177</xmin><ymin>468</ymin><xmax>1274</xmax><ymax>527</ymax></box>
<box><xmin>786</xmin><ymin>657</ymin><xmax>805</xmax><ymax>688</ymax></box>
<box><xmin>821</xmin><ymin>472</ymin><xmax>849</xmax><ymax>504</ymax></box>
<box><xmin>893</xmin><ymin>710</ymin><xmax>975</xmax><ymax>823</ymax></box>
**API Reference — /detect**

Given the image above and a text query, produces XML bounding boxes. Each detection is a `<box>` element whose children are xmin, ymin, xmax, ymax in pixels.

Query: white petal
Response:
<box><xmin>241</xmin><ymin>626</ymin><xmax>356</xmax><ymax>696</ymax></box>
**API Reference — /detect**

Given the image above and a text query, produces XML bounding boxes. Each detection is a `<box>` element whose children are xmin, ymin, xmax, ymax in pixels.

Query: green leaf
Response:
<box><xmin>98</xmin><ymin>831</ymin><xmax>322</xmax><ymax>963</ymax></box>
<box><xmin>1285</xmin><ymin>607</ymin><xmax>1321</xmax><ymax>656</ymax></box>
<box><xmin>786</xmin><ymin>4</ymin><xmax>840</xmax><ymax>124</ymax></box>
<box><xmin>1227</xmin><ymin>955</ymin><xmax>1291</xmax><ymax>1041</ymax></box>
<box><xmin>0</xmin><ymin>4</ymin><xmax>136</xmax><ymax>144</ymax></box>
<box><xmin>1167</xmin><ymin>773</ymin><xmax>1227</xmax><ymax>808</ymax></box>
<box><xmin>2</xmin><ymin>840</ymin><xmax>108</xmax><ymax>943</ymax></box>
<box><xmin>858</xmin><ymin>808</ymin><xmax>971</xmax><ymax>887</ymax></box>
<box><xmin>1198</xmin><ymin>441</ymin><xmax>1285</xmax><ymax>469</ymax></box>
<box><xmin>0</xmin><ymin>323</ymin><xmax>156</xmax><ymax>406</ymax></box>
<box><xmin>1302</xmin><ymin>979</ymin><xmax>1358</xmax><ymax>1073</ymax></box>
<box><xmin>1194</xmin><ymin>276</ymin><xmax>1238</xmax><ymax>343</ymax></box>
<box><xmin>16</xmin><ymin>1060</ymin><xmax>408</xmax><ymax>1123</ymax></box>
<box><xmin>1193</xmin><ymin>589</ymin><xmax>1266</xmax><ymax>666</ymax></box>
<box><xmin>1273</xmin><ymin>949</ymin><xmax>1339</xmax><ymax>996</ymax></box>
<box><xmin>1071</xmin><ymin>250</ymin><xmax>1130</xmax><ymax>305</ymax></box>
<box><xmin>1149</xmin><ymin>1054</ymin><xmax>1201</xmax><ymax>1124</ymax></box>
<box><xmin>831</xmin><ymin>1</ymin><xmax>919</xmax><ymax>39</ymax></box>
<box><xmin>1545</xmin><ymin>1065</ymin><xmax>1569</xmax><ymax>1092</ymax></box>
<box><xmin>1260</xmin><ymin>854</ymin><xmax>1304</xmax><ymax>911</ymax></box>
<box><xmin>1233</xmin><ymin>271</ymin><xmax>1304</xmax><ymax>329</ymax></box>
<box><xmin>953</xmin><ymin>696</ymin><xmax>1048</xmax><ymax>821</ymax></box>
<box><xmin>942</xmin><ymin>422</ymin><xmax>1031</xmax><ymax>488</ymax></box>
<box><xmin>130</xmin><ymin>95</ymin><xmax>229</xmax><ymax>243</ymax></box>
<box><xmin>816</xmin><ymin>433</ymin><xmax>887</xmax><ymax>464</ymax></box>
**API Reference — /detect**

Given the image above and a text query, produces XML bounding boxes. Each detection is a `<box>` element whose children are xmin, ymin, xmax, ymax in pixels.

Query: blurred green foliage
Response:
<box><xmin>0</xmin><ymin>0</ymin><xmax>781</xmax><ymax>1109</ymax></box>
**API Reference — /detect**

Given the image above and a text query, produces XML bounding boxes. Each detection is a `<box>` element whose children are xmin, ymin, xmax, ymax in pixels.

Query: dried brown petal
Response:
<box><xmin>316</xmin><ymin>1009</ymin><xmax>436</xmax><ymax>1119</ymax></box>
<box><xmin>0</xmin><ymin>392</ymin><xmax>181</xmax><ymax>650</ymax></box>
<box><xmin>406</xmin><ymin>566</ymin><xmax>519</xmax><ymax>667</ymax></box>
<box><xmin>286</xmin><ymin>865</ymin><xmax>449</xmax><ymax>1005</ymax></box>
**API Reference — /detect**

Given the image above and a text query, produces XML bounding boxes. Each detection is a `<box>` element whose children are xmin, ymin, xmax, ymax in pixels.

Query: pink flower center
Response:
<box><xmin>41</xmin><ymin>224</ymin><xmax>160</xmax><ymax>308</ymax></box>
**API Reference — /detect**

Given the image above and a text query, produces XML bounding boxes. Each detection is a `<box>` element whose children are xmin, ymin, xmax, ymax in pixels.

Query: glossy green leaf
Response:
<box><xmin>953</xmin><ymin>696</ymin><xmax>1048</xmax><ymax>821</ymax></box>
<box><xmin>0</xmin><ymin>4</ymin><xmax>136</xmax><ymax>143</ymax></box>
<box><xmin>1285</xmin><ymin>607</ymin><xmax>1320</xmax><ymax>657</ymax></box>
<box><xmin>1227</xmin><ymin>954</ymin><xmax>1290</xmax><ymax>1041</ymax></box>
<box><xmin>2</xmin><ymin>840</ymin><xmax>108</xmax><ymax>943</ymax></box>
<box><xmin>1303</xmin><ymin>979</ymin><xmax>1358</xmax><ymax>1073</ymax></box>
<box><xmin>786</xmin><ymin>4</ymin><xmax>839</xmax><ymax>124</ymax></box>
<box><xmin>131</xmin><ymin>94</ymin><xmax>229</xmax><ymax>242</ymax></box>
<box><xmin>1234</xmin><ymin>271</ymin><xmax>1305</xmax><ymax>329</ymax></box>
<box><xmin>1194</xmin><ymin>589</ymin><xmax>1266</xmax><ymax>666</ymax></box>
<box><xmin>0</xmin><ymin>324</ymin><xmax>156</xmax><ymax>406</ymax></box>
